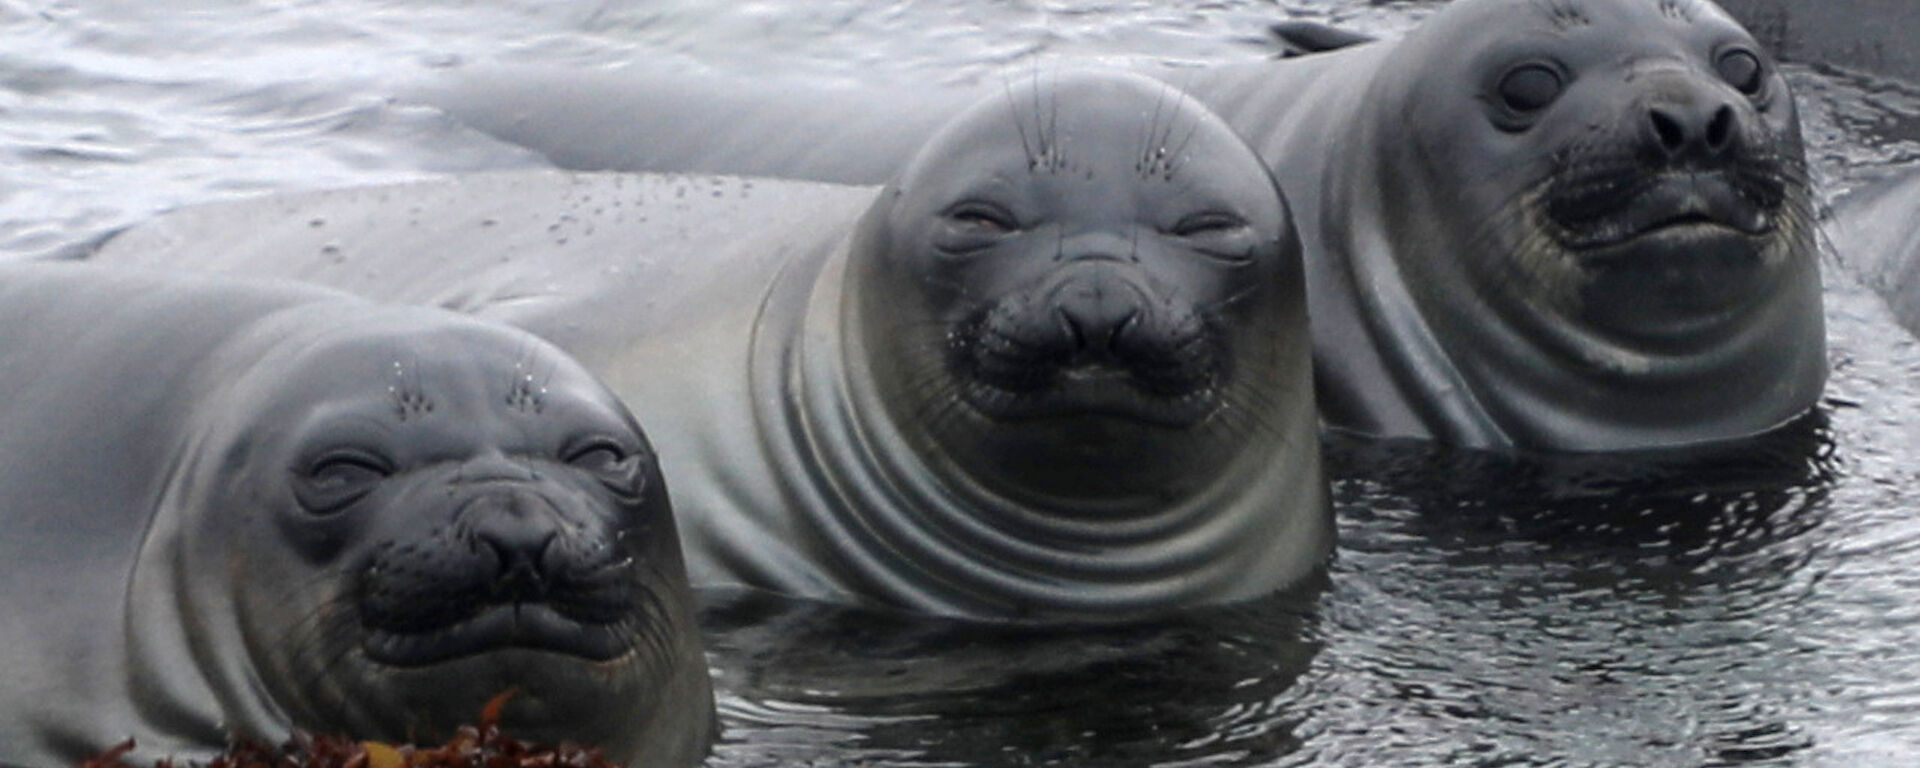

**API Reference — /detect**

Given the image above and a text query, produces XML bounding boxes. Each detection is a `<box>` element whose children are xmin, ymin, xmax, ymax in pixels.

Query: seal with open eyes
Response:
<box><xmin>412</xmin><ymin>0</ymin><xmax>1824</xmax><ymax>452</ymax></box>
<box><xmin>0</xmin><ymin>263</ymin><xmax>712</xmax><ymax>767</ymax></box>
<box><xmin>1177</xmin><ymin>0</ymin><xmax>1825</xmax><ymax>450</ymax></box>
<box><xmin>95</xmin><ymin>70</ymin><xmax>1332</xmax><ymax>622</ymax></box>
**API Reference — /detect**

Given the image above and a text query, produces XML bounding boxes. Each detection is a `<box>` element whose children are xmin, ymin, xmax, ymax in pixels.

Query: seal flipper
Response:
<box><xmin>1267</xmin><ymin>21</ymin><xmax>1377</xmax><ymax>58</ymax></box>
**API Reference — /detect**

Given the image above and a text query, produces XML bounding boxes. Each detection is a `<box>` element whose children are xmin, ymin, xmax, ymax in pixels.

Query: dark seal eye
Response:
<box><xmin>1498</xmin><ymin>64</ymin><xmax>1565</xmax><ymax>113</ymax></box>
<box><xmin>294</xmin><ymin>451</ymin><xmax>391</xmax><ymax>514</ymax></box>
<box><xmin>1716</xmin><ymin>49</ymin><xmax>1764</xmax><ymax>95</ymax></box>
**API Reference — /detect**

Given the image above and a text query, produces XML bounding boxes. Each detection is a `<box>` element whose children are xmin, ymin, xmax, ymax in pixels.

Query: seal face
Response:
<box><xmin>0</xmin><ymin>264</ymin><xmax>711</xmax><ymax>768</ymax></box>
<box><xmin>1251</xmin><ymin>0</ymin><xmax>1826</xmax><ymax>450</ymax></box>
<box><xmin>856</xmin><ymin>70</ymin><xmax>1305</xmax><ymax>506</ymax></box>
<box><xmin>181</xmin><ymin>320</ymin><xmax>706</xmax><ymax>757</ymax></box>
<box><xmin>1447</xmin><ymin>0</ymin><xmax>1809</xmax><ymax>342</ymax></box>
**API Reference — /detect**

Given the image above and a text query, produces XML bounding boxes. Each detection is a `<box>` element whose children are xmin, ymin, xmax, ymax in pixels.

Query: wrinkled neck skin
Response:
<box><xmin>1332</xmin><ymin>47</ymin><xmax>1824</xmax><ymax>453</ymax></box>
<box><xmin>115</xmin><ymin>360</ymin><xmax>286</xmax><ymax>764</ymax></box>
<box><xmin>745</xmin><ymin>205</ymin><xmax>1330</xmax><ymax>622</ymax></box>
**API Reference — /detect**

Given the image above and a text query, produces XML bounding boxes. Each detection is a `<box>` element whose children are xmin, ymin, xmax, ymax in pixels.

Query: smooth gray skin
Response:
<box><xmin>414</xmin><ymin>0</ymin><xmax>1826</xmax><ymax>452</ymax></box>
<box><xmin>1832</xmin><ymin>168</ymin><xmax>1920</xmax><ymax>334</ymax></box>
<box><xmin>1180</xmin><ymin>0</ymin><xmax>1824</xmax><ymax>451</ymax></box>
<box><xmin>0</xmin><ymin>264</ymin><xmax>711</xmax><ymax>768</ymax></box>
<box><xmin>98</xmin><ymin>71</ymin><xmax>1332</xmax><ymax>623</ymax></box>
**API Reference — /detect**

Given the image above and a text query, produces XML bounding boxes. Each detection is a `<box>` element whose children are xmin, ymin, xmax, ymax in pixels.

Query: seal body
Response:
<box><xmin>414</xmin><ymin>0</ymin><xmax>1825</xmax><ymax>452</ymax></box>
<box><xmin>97</xmin><ymin>71</ymin><xmax>1332</xmax><ymax>622</ymax></box>
<box><xmin>1833</xmin><ymin>168</ymin><xmax>1920</xmax><ymax>334</ymax></box>
<box><xmin>0</xmin><ymin>264</ymin><xmax>711</xmax><ymax>768</ymax></box>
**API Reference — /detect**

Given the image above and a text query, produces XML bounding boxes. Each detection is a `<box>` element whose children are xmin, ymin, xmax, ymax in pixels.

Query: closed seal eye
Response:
<box><xmin>294</xmin><ymin>449</ymin><xmax>392</xmax><ymax>514</ymax></box>
<box><xmin>562</xmin><ymin>436</ymin><xmax>647</xmax><ymax>501</ymax></box>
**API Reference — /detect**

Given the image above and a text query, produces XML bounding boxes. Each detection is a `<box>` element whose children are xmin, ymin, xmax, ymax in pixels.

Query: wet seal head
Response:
<box><xmin>851</xmin><ymin>69</ymin><xmax>1304</xmax><ymax>505</ymax></box>
<box><xmin>131</xmin><ymin>311</ymin><xmax>711</xmax><ymax>764</ymax></box>
<box><xmin>1345</xmin><ymin>0</ymin><xmax>1821</xmax><ymax>448</ymax></box>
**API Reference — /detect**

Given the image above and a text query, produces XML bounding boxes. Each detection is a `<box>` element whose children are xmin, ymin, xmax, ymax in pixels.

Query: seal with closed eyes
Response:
<box><xmin>0</xmin><ymin>263</ymin><xmax>712</xmax><ymax>768</ymax></box>
<box><xmin>95</xmin><ymin>70</ymin><xmax>1332</xmax><ymax>622</ymax></box>
<box><xmin>410</xmin><ymin>0</ymin><xmax>1824</xmax><ymax>452</ymax></box>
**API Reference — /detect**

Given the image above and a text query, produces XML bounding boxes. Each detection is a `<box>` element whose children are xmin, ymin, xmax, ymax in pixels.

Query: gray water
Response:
<box><xmin>2</xmin><ymin>1</ymin><xmax>1918</xmax><ymax>766</ymax></box>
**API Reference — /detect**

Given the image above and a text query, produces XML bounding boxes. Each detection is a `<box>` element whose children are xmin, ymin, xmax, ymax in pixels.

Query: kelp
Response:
<box><xmin>78</xmin><ymin>691</ymin><xmax>621</xmax><ymax>768</ymax></box>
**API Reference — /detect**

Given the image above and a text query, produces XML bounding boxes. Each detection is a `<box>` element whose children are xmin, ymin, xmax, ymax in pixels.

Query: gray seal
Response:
<box><xmin>412</xmin><ymin>0</ymin><xmax>1825</xmax><ymax>452</ymax></box>
<box><xmin>96</xmin><ymin>70</ymin><xmax>1332</xmax><ymax>622</ymax></box>
<box><xmin>0</xmin><ymin>263</ymin><xmax>712</xmax><ymax>767</ymax></box>
<box><xmin>1832</xmin><ymin>167</ymin><xmax>1920</xmax><ymax>335</ymax></box>
<box><xmin>1179</xmin><ymin>0</ymin><xmax>1825</xmax><ymax>451</ymax></box>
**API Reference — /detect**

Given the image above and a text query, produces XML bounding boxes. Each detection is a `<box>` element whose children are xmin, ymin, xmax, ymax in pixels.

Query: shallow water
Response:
<box><xmin>4</xmin><ymin>1</ymin><xmax>1920</xmax><ymax>766</ymax></box>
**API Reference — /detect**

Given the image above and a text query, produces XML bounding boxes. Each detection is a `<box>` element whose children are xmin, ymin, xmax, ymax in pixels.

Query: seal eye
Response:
<box><xmin>295</xmin><ymin>451</ymin><xmax>391</xmax><ymax>514</ymax></box>
<box><xmin>1497</xmin><ymin>64</ymin><xmax>1564</xmax><ymax>113</ymax></box>
<box><xmin>1170</xmin><ymin>211</ymin><xmax>1246</xmax><ymax>237</ymax></box>
<box><xmin>935</xmin><ymin>201</ymin><xmax>1020</xmax><ymax>255</ymax></box>
<box><xmin>1170</xmin><ymin>211</ymin><xmax>1257</xmax><ymax>263</ymax></box>
<box><xmin>1716</xmin><ymin>49</ymin><xmax>1764</xmax><ymax>95</ymax></box>
<box><xmin>564</xmin><ymin>439</ymin><xmax>630</xmax><ymax>473</ymax></box>
<box><xmin>564</xmin><ymin>438</ymin><xmax>646</xmax><ymax>500</ymax></box>
<box><xmin>945</xmin><ymin>201</ymin><xmax>1017</xmax><ymax>233</ymax></box>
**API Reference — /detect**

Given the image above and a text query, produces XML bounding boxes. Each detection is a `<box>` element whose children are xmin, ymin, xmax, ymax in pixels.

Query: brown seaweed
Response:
<box><xmin>78</xmin><ymin>691</ymin><xmax>623</xmax><ymax>768</ymax></box>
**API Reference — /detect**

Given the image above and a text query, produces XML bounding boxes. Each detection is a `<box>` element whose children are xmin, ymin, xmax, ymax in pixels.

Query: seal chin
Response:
<box><xmin>362</xmin><ymin>604</ymin><xmax>639</xmax><ymax>667</ymax></box>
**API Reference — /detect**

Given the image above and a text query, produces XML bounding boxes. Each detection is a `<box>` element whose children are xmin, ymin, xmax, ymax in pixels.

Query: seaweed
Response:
<box><xmin>77</xmin><ymin>691</ymin><xmax>622</xmax><ymax>768</ymax></box>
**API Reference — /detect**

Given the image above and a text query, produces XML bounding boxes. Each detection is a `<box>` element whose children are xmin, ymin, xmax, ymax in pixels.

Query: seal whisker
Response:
<box><xmin>999</xmin><ymin>77</ymin><xmax>1039</xmax><ymax>171</ymax></box>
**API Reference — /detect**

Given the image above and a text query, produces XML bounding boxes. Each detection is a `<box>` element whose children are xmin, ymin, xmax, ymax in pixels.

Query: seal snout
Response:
<box><xmin>1644</xmin><ymin>98</ymin><xmax>1739</xmax><ymax>164</ymax></box>
<box><xmin>950</xmin><ymin>261</ymin><xmax>1222</xmax><ymax>425</ymax></box>
<box><xmin>466</xmin><ymin>490</ymin><xmax>563</xmax><ymax>599</ymax></box>
<box><xmin>1050</xmin><ymin>271</ymin><xmax>1146</xmax><ymax>365</ymax></box>
<box><xmin>1544</xmin><ymin>74</ymin><xmax>1789</xmax><ymax>253</ymax></box>
<box><xmin>356</xmin><ymin>468</ymin><xmax>645</xmax><ymax>667</ymax></box>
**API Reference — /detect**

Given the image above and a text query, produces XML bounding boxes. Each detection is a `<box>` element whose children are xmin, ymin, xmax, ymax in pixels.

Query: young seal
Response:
<box><xmin>1179</xmin><ymin>0</ymin><xmax>1825</xmax><ymax>451</ymax></box>
<box><xmin>411</xmin><ymin>0</ymin><xmax>1825</xmax><ymax>452</ymax></box>
<box><xmin>0</xmin><ymin>264</ymin><xmax>712</xmax><ymax>767</ymax></box>
<box><xmin>1832</xmin><ymin>168</ymin><xmax>1920</xmax><ymax>335</ymax></box>
<box><xmin>95</xmin><ymin>70</ymin><xmax>1332</xmax><ymax>622</ymax></box>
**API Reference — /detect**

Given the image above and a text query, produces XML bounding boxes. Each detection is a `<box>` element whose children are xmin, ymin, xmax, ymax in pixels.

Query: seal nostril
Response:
<box><xmin>1649</xmin><ymin>108</ymin><xmax>1686</xmax><ymax>154</ymax></box>
<box><xmin>1705</xmin><ymin>104</ymin><xmax>1735</xmax><ymax>152</ymax></box>
<box><xmin>1056</xmin><ymin>306</ymin><xmax>1087</xmax><ymax>352</ymax></box>
<box><xmin>484</xmin><ymin>529</ymin><xmax>557</xmax><ymax>590</ymax></box>
<box><xmin>1109</xmin><ymin>308</ymin><xmax>1142</xmax><ymax>350</ymax></box>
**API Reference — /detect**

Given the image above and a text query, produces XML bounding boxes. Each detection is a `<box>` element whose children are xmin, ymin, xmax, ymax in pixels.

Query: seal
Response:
<box><xmin>0</xmin><ymin>263</ymin><xmax>712</xmax><ymax>768</ymax></box>
<box><xmin>95</xmin><ymin>70</ymin><xmax>1332</xmax><ymax>622</ymax></box>
<box><xmin>1832</xmin><ymin>167</ymin><xmax>1920</xmax><ymax>335</ymax></box>
<box><xmin>412</xmin><ymin>0</ymin><xmax>1826</xmax><ymax>452</ymax></box>
<box><xmin>1177</xmin><ymin>0</ymin><xmax>1826</xmax><ymax>451</ymax></box>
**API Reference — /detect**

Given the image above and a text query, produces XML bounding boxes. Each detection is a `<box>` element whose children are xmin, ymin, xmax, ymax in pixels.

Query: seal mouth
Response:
<box><xmin>957</xmin><ymin>364</ymin><xmax>1221</xmax><ymax>427</ymax></box>
<box><xmin>356</xmin><ymin>487</ymin><xmax>647</xmax><ymax>668</ymax></box>
<box><xmin>362</xmin><ymin>603</ymin><xmax>640</xmax><ymax>667</ymax></box>
<box><xmin>947</xmin><ymin>303</ymin><xmax>1224</xmax><ymax>427</ymax></box>
<box><xmin>1548</xmin><ymin>169</ymin><xmax>1780</xmax><ymax>252</ymax></box>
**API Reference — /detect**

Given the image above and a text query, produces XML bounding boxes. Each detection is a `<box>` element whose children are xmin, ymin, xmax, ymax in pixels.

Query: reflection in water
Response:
<box><xmin>702</xmin><ymin>586</ymin><xmax>1322</xmax><ymax>766</ymax></box>
<box><xmin>700</xmin><ymin>416</ymin><xmax>1844</xmax><ymax>767</ymax></box>
<box><xmin>1311</xmin><ymin>421</ymin><xmax>1835</xmax><ymax>766</ymax></box>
